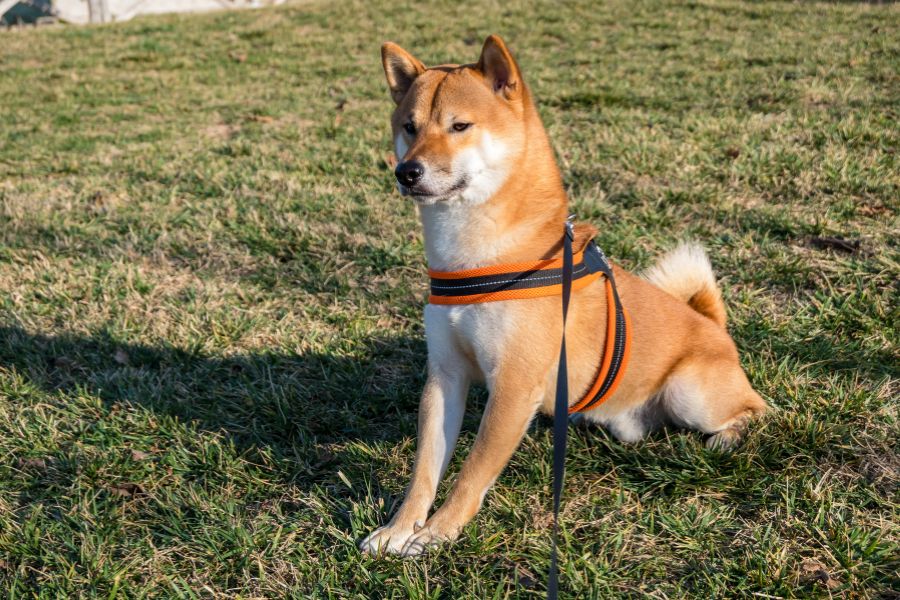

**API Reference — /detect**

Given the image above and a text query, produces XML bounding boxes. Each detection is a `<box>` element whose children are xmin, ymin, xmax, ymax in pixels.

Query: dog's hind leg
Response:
<box><xmin>662</xmin><ymin>356</ymin><xmax>767</xmax><ymax>450</ymax></box>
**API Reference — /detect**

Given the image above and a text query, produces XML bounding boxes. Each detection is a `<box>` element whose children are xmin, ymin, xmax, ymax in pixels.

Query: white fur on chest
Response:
<box><xmin>424</xmin><ymin>302</ymin><xmax>513</xmax><ymax>385</ymax></box>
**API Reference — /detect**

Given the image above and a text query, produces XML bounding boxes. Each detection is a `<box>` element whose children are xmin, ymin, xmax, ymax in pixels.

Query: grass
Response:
<box><xmin>0</xmin><ymin>0</ymin><xmax>897</xmax><ymax>597</ymax></box>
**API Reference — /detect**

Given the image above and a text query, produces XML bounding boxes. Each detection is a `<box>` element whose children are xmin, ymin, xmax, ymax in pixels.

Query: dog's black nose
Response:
<box><xmin>395</xmin><ymin>161</ymin><xmax>424</xmax><ymax>187</ymax></box>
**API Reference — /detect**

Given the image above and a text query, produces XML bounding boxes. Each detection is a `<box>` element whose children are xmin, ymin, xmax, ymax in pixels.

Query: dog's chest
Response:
<box><xmin>424</xmin><ymin>302</ymin><xmax>515</xmax><ymax>383</ymax></box>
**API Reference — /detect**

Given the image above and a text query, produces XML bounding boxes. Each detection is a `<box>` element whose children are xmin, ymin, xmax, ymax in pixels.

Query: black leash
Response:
<box><xmin>548</xmin><ymin>221</ymin><xmax>574</xmax><ymax>600</ymax></box>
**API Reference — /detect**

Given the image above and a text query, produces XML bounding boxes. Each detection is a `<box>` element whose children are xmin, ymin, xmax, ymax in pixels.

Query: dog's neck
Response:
<box><xmin>418</xmin><ymin>193</ymin><xmax>565</xmax><ymax>272</ymax></box>
<box><xmin>418</xmin><ymin>102</ymin><xmax>568</xmax><ymax>272</ymax></box>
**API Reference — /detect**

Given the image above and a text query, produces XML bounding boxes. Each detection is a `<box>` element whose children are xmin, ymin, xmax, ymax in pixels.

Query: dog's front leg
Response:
<box><xmin>359</xmin><ymin>364</ymin><xmax>469</xmax><ymax>555</ymax></box>
<box><xmin>400</xmin><ymin>374</ymin><xmax>541</xmax><ymax>556</ymax></box>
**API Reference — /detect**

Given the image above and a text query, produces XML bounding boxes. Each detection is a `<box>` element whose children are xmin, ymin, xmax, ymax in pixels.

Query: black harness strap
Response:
<box><xmin>429</xmin><ymin>257</ymin><xmax>593</xmax><ymax>298</ymax></box>
<box><xmin>576</xmin><ymin>244</ymin><xmax>629</xmax><ymax>412</ymax></box>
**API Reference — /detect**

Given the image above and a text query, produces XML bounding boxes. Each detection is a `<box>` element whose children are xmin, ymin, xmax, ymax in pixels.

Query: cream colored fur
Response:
<box><xmin>643</xmin><ymin>242</ymin><xmax>727</xmax><ymax>328</ymax></box>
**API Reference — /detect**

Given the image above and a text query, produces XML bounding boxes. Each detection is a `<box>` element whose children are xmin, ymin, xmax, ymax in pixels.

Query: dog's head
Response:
<box><xmin>380</xmin><ymin>35</ymin><xmax>529</xmax><ymax>206</ymax></box>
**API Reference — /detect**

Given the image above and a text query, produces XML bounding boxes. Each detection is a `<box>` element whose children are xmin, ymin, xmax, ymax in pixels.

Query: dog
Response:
<box><xmin>360</xmin><ymin>35</ymin><xmax>767</xmax><ymax>557</ymax></box>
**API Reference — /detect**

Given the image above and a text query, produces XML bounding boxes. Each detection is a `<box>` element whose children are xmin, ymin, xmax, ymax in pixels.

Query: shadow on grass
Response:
<box><xmin>1</xmin><ymin>315</ymin><xmax>891</xmax><ymax>517</ymax></box>
<box><xmin>0</xmin><ymin>325</ymin><xmax>425</xmax><ymax>487</ymax></box>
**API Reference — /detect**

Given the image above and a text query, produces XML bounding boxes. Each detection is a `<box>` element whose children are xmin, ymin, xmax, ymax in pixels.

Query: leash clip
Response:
<box><xmin>564</xmin><ymin>214</ymin><xmax>575</xmax><ymax>241</ymax></box>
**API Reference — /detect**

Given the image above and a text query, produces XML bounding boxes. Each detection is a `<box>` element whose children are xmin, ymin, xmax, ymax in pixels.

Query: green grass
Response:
<box><xmin>0</xmin><ymin>0</ymin><xmax>897</xmax><ymax>597</ymax></box>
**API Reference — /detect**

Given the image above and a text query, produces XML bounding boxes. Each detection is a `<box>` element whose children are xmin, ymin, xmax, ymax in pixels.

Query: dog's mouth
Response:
<box><xmin>400</xmin><ymin>177</ymin><xmax>469</xmax><ymax>201</ymax></box>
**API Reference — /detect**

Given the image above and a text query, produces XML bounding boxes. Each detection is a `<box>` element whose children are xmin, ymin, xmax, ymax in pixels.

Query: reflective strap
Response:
<box><xmin>428</xmin><ymin>271</ymin><xmax>601</xmax><ymax>305</ymax></box>
<box><xmin>428</xmin><ymin>248</ymin><xmax>600</xmax><ymax>304</ymax></box>
<box><xmin>568</xmin><ymin>244</ymin><xmax>632</xmax><ymax>414</ymax></box>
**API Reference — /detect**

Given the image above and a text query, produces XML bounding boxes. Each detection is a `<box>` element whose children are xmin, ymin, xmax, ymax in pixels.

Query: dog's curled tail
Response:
<box><xmin>642</xmin><ymin>243</ymin><xmax>727</xmax><ymax>327</ymax></box>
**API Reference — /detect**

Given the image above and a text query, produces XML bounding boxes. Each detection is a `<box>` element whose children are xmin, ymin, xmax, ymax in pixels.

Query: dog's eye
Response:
<box><xmin>452</xmin><ymin>122</ymin><xmax>472</xmax><ymax>132</ymax></box>
<box><xmin>403</xmin><ymin>122</ymin><xmax>416</xmax><ymax>135</ymax></box>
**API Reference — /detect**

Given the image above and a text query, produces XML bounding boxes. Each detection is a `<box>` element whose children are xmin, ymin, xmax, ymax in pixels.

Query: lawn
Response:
<box><xmin>0</xmin><ymin>0</ymin><xmax>897</xmax><ymax>597</ymax></box>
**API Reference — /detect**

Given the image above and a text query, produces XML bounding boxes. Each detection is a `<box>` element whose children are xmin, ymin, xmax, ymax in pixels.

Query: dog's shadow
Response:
<box><xmin>0</xmin><ymin>325</ymin><xmax>427</xmax><ymax>495</ymax></box>
<box><xmin>2</xmin><ymin>308</ymin><xmax>889</xmax><ymax>521</ymax></box>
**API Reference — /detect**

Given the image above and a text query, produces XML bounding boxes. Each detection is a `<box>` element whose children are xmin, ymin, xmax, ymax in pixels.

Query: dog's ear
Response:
<box><xmin>477</xmin><ymin>35</ymin><xmax>522</xmax><ymax>101</ymax></box>
<box><xmin>382</xmin><ymin>42</ymin><xmax>426</xmax><ymax>105</ymax></box>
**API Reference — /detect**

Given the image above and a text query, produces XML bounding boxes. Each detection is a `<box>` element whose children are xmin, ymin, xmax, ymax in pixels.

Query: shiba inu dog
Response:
<box><xmin>360</xmin><ymin>35</ymin><xmax>767</xmax><ymax>557</ymax></box>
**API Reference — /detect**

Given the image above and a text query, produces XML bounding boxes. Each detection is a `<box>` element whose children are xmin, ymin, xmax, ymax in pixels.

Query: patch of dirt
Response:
<box><xmin>202</xmin><ymin>123</ymin><xmax>241</xmax><ymax>139</ymax></box>
<box><xmin>800</xmin><ymin>558</ymin><xmax>841</xmax><ymax>590</ymax></box>
<box><xmin>859</xmin><ymin>450</ymin><xmax>900</xmax><ymax>496</ymax></box>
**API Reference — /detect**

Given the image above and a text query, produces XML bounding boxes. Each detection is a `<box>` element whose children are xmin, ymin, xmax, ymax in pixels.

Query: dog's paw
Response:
<box><xmin>705</xmin><ymin>427</ymin><xmax>742</xmax><ymax>451</ymax></box>
<box><xmin>399</xmin><ymin>521</ymin><xmax>459</xmax><ymax>556</ymax></box>
<box><xmin>706</xmin><ymin>413</ymin><xmax>752</xmax><ymax>451</ymax></box>
<box><xmin>359</xmin><ymin>523</ymin><xmax>420</xmax><ymax>556</ymax></box>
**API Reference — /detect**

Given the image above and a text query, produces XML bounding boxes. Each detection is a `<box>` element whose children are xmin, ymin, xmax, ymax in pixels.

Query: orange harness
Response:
<box><xmin>427</xmin><ymin>238</ymin><xmax>632</xmax><ymax>413</ymax></box>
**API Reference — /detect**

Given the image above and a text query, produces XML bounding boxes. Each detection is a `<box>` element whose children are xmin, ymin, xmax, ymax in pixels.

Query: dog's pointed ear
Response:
<box><xmin>382</xmin><ymin>42</ymin><xmax>426</xmax><ymax>105</ymax></box>
<box><xmin>477</xmin><ymin>35</ymin><xmax>522</xmax><ymax>101</ymax></box>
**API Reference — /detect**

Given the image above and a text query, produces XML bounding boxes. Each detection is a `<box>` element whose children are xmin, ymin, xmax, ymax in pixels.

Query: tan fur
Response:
<box><xmin>361</xmin><ymin>36</ymin><xmax>767</xmax><ymax>556</ymax></box>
